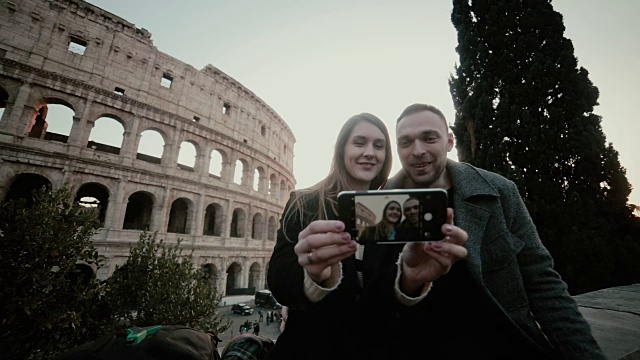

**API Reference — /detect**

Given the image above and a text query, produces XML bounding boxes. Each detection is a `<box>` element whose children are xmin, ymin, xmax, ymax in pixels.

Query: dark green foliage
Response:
<box><xmin>449</xmin><ymin>0</ymin><xmax>640</xmax><ymax>294</ymax></box>
<box><xmin>0</xmin><ymin>186</ymin><xmax>103</xmax><ymax>359</ymax></box>
<box><xmin>104</xmin><ymin>232</ymin><xmax>230</xmax><ymax>336</ymax></box>
<box><xmin>0</xmin><ymin>188</ymin><xmax>230</xmax><ymax>359</ymax></box>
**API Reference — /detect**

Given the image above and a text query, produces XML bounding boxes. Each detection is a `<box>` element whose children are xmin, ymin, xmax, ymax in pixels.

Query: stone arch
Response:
<box><xmin>0</xmin><ymin>85</ymin><xmax>8</xmax><ymax>122</ymax></box>
<box><xmin>167</xmin><ymin>197</ymin><xmax>194</xmax><ymax>234</ymax></box>
<box><xmin>226</xmin><ymin>262</ymin><xmax>242</xmax><ymax>295</ymax></box>
<box><xmin>252</xmin><ymin>212</ymin><xmax>264</xmax><ymax>240</ymax></box>
<box><xmin>123</xmin><ymin>191</ymin><xmax>155</xmax><ymax>230</ymax></box>
<box><xmin>136</xmin><ymin>128</ymin><xmax>166</xmax><ymax>164</ymax></box>
<box><xmin>43</xmin><ymin>104</ymin><xmax>75</xmax><ymax>143</ymax></box>
<box><xmin>202</xmin><ymin>263</ymin><xmax>219</xmax><ymax>289</ymax></box>
<box><xmin>267</xmin><ymin>216</ymin><xmax>277</xmax><ymax>241</ymax></box>
<box><xmin>209</xmin><ymin>149</ymin><xmax>226</xmax><ymax>178</ymax></box>
<box><xmin>254</xmin><ymin>166</ymin><xmax>266</xmax><ymax>192</ymax></box>
<box><xmin>230</xmin><ymin>207</ymin><xmax>246</xmax><ymax>238</ymax></box>
<box><xmin>248</xmin><ymin>262</ymin><xmax>261</xmax><ymax>291</ymax></box>
<box><xmin>234</xmin><ymin>158</ymin><xmax>248</xmax><ymax>185</ymax></box>
<box><xmin>177</xmin><ymin>140</ymin><xmax>198</xmax><ymax>171</ymax></box>
<box><xmin>203</xmin><ymin>202</ymin><xmax>224</xmax><ymax>236</ymax></box>
<box><xmin>88</xmin><ymin>115</ymin><xmax>125</xmax><ymax>155</ymax></box>
<box><xmin>269</xmin><ymin>174</ymin><xmax>277</xmax><ymax>196</ymax></box>
<box><xmin>74</xmin><ymin>182</ymin><xmax>110</xmax><ymax>226</ymax></box>
<box><xmin>3</xmin><ymin>173</ymin><xmax>53</xmax><ymax>206</ymax></box>
<box><xmin>28</xmin><ymin>98</ymin><xmax>76</xmax><ymax>143</ymax></box>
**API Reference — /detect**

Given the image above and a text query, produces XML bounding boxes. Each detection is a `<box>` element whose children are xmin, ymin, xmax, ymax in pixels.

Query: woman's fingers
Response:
<box><xmin>425</xmin><ymin>241</ymin><xmax>468</xmax><ymax>261</ymax></box>
<box><xmin>295</xmin><ymin>221</ymin><xmax>351</xmax><ymax>255</ymax></box>
<box><xmin>298</xmin><ymin>220</ymin><xmax>344</xmax><ymax>241</ymax></box>
<box><xmin>297</xmin><ymin>241</ymin><xmax>357</xmax><ymax>267</ymax></box>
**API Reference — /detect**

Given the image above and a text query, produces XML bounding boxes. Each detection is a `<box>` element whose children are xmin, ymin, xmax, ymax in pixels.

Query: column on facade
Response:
<box><xmin>193</xmin><ymin>193</ymin><xmax>205</xmax><ymax>236</ymax></box>
<box><xmin>225</xmin><ymin>200</ymin><xmax>234</xmax><ymax>238</ymax></box>
<box><xmin>262</xmin><ymin>209</ymin><xmax>270</xmax><ymax>244</ymax></box>
<box><xmin>161</xmin><ymin>125</ymin><xmax>181</xmax><ymax>172</ymax></box>
<box><xmin>221</xmin><ymin>152</ymin><xmax>234</xmax><ymax>184</ymax></box>
<box><xmin>105</xmin><ymin>179</ymin><xmax>127</xmax><ymax>230</ymax></box>
<box><xmin>241</xmin><ymin>258</ymin><xmax>248</xmax><ymax>288</ymax></box>
<box><xmin>258</xmin><ymin>259</ymin><xmax>266</xmax><ymax>290</ymax></box>
<box><xmin>119</xmin><ymin>115</ymin><xmax>141</xmax><ymax>166</ymax></box>
<box><xmin>3</xmin><ymin>81</ymin><xmax>34</xmax><ymax>136</ymax></box>
<box><xmin>244</xmin><ymin>157</ymin><xmax>254</xmax><ymax>190</ymax></box>
<box><xmin>151</xmin><ymin>186</ymin><xmax>171</xmax><ymax>233</ymax></box>
<box><xmin>0</xmin><ymin>162</ymin><xmax>10</xmax><ymax>201</ymax></box>
<box><xmin>246</xmin><ymin>203</ymin><xmax>253</xmax><ymax>240</ymax></box>
<box><xmin>272</xmin><ymin>172</ymin><xmax>280</xmax><ymax>201</ymax></box>
<box><xmin>197</xmin><ymin>142</ymin><xmax>211</xmax><ymax>179</ymax></box>
<box><xmin>66</xmin><ymin>96</ymin><xmax>93</xmax><ymax>150</ymax></box>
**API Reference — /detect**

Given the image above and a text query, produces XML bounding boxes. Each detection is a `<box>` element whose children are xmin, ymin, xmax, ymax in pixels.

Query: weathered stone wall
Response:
<box><xmin>0</xmin><ymin>0</ymin><xmax>296</xmax><ymax>295</ymax></box>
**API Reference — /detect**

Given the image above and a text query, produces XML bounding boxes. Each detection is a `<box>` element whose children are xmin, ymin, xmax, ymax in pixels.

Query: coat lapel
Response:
<box><xmin>446</xmin><ymin>160</ymin><xmax>499</xmax><ymax>288</ymax></box>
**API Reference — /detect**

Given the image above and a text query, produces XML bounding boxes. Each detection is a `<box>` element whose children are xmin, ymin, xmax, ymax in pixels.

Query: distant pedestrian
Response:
<box><xmin>266</xmin><ymin>311</ymin><xmax>271</xmax><ymax>325</ymax></box>
<box><xmin>258</xmin><ymin>309</ymin><xmax>263</xmax><ymax>322</ymax></box>
<box><xmin>253</xmin><ymin>321</ymin><xmax>260</xmax><ymax>336</ymax></box>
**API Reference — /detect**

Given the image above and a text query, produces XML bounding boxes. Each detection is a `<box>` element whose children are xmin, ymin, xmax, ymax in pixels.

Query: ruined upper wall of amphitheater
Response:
<box><xmin>0</xmin><ymin>0</ymin><xmax>295</xmax><ymax>170</ymax></box>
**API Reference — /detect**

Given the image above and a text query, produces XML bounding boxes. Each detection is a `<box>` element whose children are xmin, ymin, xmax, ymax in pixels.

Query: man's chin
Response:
<box><xmin>408</xmin><ymin>172</ymin><xmax>434</xmax><ymax>187</ymax></box>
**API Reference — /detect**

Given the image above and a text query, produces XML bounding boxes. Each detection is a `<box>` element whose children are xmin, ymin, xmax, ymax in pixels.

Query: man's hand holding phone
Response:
<box><xmin>399</xmin><ymin>208</ymin><xmax>468</xmax><ymax>296</ymax></box>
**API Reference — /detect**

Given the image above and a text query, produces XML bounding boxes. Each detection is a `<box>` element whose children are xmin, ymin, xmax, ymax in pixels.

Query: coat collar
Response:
<box><xmin>386</xmin><ymin>159</ymin><xmax>499</xmax><ymax>199</ymax></box>
<box><xmin>446</xmin><ymin>160</ymin><xmax>499</xmax><ymax>287</ymax></box>
<box><xmin>387</xmin><ymin>160</ymin><xmax>500</xmax><ymax>283</ymax></box>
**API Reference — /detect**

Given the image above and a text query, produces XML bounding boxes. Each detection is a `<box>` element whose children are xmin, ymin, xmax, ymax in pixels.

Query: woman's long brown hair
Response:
<box><xmin>282</xmin><ymin>113</ymin><xmax>392</xmax><ymax>242</ymax></box>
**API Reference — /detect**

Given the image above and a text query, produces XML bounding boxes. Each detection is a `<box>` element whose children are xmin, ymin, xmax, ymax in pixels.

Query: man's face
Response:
<box><xmin>403</xmin><ymin>199</ymin><xmax>420</xmax><ymax>226</ymax></box>
<box><xmin>396</xmin><ymin>110</ymin><xmax>453</xmax><ymax>188</ymax></box>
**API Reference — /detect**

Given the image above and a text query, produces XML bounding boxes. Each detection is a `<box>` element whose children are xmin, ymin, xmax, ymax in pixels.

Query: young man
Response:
<box><xmin>384</xmin><ymin>103</ymin><xmax>605</xmax><ymax>359</ymax></box>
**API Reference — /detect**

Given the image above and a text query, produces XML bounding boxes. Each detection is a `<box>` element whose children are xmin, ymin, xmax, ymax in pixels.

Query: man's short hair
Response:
<box><xmin>397</xmin><ymin>103</ymin><xmax>447</xmax><ymax>127</ymax></box>
<box><xmin>403</xmin><ymin>197</ymin><xmax>419</xmax><ymax>208</ymax></box>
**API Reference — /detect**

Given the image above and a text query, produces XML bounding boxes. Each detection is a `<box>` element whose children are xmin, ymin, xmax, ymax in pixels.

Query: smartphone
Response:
<box><xmin>337</xmin><ymin>189</ymin><xmax>448</xmax><ymax>244</ymax></box>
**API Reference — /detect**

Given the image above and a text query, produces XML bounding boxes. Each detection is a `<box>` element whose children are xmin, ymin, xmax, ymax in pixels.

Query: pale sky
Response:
<box><xmin>79</xmin><ymin>0</ymin><xmax>640</xmax><ymax>206</ymax></box>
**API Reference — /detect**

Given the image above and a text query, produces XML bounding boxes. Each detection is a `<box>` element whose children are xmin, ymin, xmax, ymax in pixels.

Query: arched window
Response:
<box><xmin>177</xmin><ymin>141</ymin><xmax>197</xmax><ymax>171</ymax></box>
<box><xmin>136</xmin><ymin>129</ymin><xmax>165</xmax><ymax>164</ymax></box>
<box><xmin>123</xmin><ymin>191</ymin><xmax>154</xmax><ymax>230</ymax></box>
<box><xmin>209</xmin><ymin>149</ymin><xmax>224</xmax><ymax>177</ymax></box>
<box><xmin>88</xmin><ymin>116</ymin><xmax>125</xmax><ymax>155</ymax></box>
<box><xmin>74</xmin><ymin>182</ymin><xmax>110</xmax><ymax>226</ymax></box>
<box><xmin>252</xmin><ymin>212</ymin><xmax>264</xmax><ymax>240</ymax></box>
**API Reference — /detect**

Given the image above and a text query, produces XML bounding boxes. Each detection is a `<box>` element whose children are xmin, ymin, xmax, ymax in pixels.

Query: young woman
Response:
<box><xmin>358</xmin><ymin>200</ymin><xmax>402</xmax><ymax>244</ymax></box>
<box><xmin>266</xmin><ymin>113</ymin><xmax>392</xmax><ymax>360</ymax></box>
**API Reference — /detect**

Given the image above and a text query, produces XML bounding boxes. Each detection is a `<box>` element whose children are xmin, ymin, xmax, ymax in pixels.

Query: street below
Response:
<box><xmin>216</xmin><ymin>299</ymin><xmax>283</xmax><ymax>350</ymax></box>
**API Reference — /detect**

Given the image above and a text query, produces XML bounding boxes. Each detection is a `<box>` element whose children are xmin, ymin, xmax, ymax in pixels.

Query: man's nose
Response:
<box><xmin>411</xmin><ymin>139</ymin><xmax>426</xmax><ymax>157</ymax></box>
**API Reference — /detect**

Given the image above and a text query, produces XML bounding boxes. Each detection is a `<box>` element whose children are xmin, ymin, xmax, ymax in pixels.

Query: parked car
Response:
<box><xmin>231</xmin><ymin>303</ymin><xmax>253</xmax><ymax>316</ymax></box>
<box><xmin>255</xmin><ymin>290</ymin><xmax>282</xmax><ymax>310</ymax></box>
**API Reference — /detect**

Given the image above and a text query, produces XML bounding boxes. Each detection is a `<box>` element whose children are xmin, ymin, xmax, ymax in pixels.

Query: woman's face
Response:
<box><xmin>385</xmin><ymin>202</ymin><xmax>401</xmax><ymax>224</ymax></box>
<box><xmin>343</xmin><ymin>121</ymin><xmax>386</xmax><ymax>190</ymax></box>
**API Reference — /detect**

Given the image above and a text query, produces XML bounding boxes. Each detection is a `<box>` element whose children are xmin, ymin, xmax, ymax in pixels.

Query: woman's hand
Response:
<box><xmin>400</xmin><ymin>208</ymin><xmax>468</xmax><ymax>295</ymax></box>
<box><xmin>294</xmin><ymin>220</ymin><xmax>358</xmax><ymax>285</ymax></box>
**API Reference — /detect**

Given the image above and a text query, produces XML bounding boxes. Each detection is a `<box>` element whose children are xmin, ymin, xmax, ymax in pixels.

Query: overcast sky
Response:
<box><xmin>84</xmin><ymin>0</ymin><xmax>640</xmax><ymax>206</ymax></box>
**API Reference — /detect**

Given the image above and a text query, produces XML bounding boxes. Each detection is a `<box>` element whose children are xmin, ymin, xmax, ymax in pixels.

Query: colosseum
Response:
<box><xmin>0</xmin><ymin>0</ymin><xmax>296</xmax><ymax>296</ymax></box>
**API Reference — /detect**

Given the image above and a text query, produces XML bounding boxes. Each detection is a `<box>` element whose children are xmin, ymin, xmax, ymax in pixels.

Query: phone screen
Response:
<box><xmin>337</xmin><ymin>189</ymin><xmax>447</xmax><ymax>244</ymax></box>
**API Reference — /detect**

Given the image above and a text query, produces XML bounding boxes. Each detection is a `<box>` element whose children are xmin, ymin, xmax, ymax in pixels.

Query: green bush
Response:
<box><xmin>104</xmin><ymin>232</ymin><xmax>231</xmax><ymax>335</ymax></box>
<box><xmin>0</xmin><ymin>188</ymin><xmax>229</xmax><ymax>359</ymax></box>
<box><xmin>0</xmin><ymin>186</ymin><xmax>104</xmax><ymax>359</ymax></box>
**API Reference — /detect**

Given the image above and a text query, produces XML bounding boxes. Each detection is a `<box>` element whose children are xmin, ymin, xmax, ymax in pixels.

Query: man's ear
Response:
<box><xmin>446</xmin><ymin>132</ymin><xmax>454</xmax><ymax>152</ymax></box>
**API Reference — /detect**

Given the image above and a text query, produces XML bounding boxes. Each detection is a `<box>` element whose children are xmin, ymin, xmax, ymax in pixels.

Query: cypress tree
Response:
<box><xmin>449</xmin><ymin>0</ymin><xmax>640</xmax><ymax>293</ymax></box>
